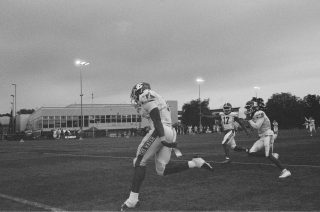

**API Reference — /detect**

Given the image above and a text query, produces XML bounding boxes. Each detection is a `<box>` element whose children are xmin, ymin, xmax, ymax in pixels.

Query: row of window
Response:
<box><xmin>32</xmin><ymin>114</ymin><xmax>142</xmax><ymax>130</ymax></box>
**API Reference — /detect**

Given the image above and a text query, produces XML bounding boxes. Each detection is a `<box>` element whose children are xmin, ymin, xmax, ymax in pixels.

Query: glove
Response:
<box><xmin>161</xmin><ymin>140</ymin><xmax>177</xmax><ymax>148</ymax></box>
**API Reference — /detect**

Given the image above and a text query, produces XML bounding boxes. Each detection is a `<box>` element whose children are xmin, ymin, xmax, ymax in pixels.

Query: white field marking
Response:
<box><xmin>0</xmin><ymin>193</ymin><xmax>66</xmax><ymax>212</ymax></box>
<box><xmin>43</xmin><ymin>152</ymin><xmax>320</xmax><ymax>169</ymax></box>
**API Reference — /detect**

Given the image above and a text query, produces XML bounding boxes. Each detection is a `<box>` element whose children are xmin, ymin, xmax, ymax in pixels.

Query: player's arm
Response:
<box><xmin>234</xmin><ymin>116</ymin><xmax>250</xmax><ymax>135</ymax></box>
<box><xmin>248</xmin><ymin>118</ymin><xmax>264</xmax><ymax>129</ymax></box>
<box><xmin>149</xmin><ymin>107</ymin><xmax>177</xmax><ymax>148</ymax></box>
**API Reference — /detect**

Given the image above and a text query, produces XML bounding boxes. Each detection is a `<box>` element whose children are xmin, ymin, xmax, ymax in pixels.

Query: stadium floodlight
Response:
<box><xmin>253</xmin><ymin>86</ymin><xmax>260</xmax><ymax>98</ymax></box>
<box><xmin>74</xmin><ymin>59</ymin><xmax>90</xmax><ymax>140</ymax></box>
<box><xmin>196</xmin><ymin>77</ymin><xmax>205</xmax><ymax>132</ymax></box>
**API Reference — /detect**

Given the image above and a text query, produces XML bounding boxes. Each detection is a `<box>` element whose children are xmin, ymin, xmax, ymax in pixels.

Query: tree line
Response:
<box><xmin>181</xmin><ymin>93</ymin><xmax>319</xmax><ymax>129</ymax></box>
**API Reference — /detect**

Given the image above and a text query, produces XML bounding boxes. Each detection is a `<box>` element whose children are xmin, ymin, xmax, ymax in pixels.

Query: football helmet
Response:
<box><xmin>244</xmin><ymin>100</ymin><xmax>259</xmax><ymax>116</ymax></box>
<box><xmin>223</xmin><ymin>102</ymin><xmax>232</xmax><ymax>114</ymax></box>
<box><xmin>130</xmin><ymin>82</ymin><xmax>151</xmax><ymax>104</ymax></box>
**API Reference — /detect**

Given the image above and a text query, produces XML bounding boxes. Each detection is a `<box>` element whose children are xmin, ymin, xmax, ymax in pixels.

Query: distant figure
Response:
<box><xmin>308</xmin><ymin>117</ymin><xmax>316</xmax><ymax>136</ymax></box>
<box><xmin>272</xmin><ymin>120</ymin><xmax>279</xmax><ymax>135</ymax></box>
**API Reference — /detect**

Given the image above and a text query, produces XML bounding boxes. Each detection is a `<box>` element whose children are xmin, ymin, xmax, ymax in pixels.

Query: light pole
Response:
<box><xmin>75</xmin><ymin>59</ymin><xmax>90</xmax><ymax>140</ymax></box>
<box><xmin>11</xmin><ymin>84</ymin><xmax>16</xmax><ymax>133</ymax></box>
<box><xmin>196</xmin><ymin>77</ymin><xmax>204</xmax><ymax>133</ymax></box>
<box><xmin>10</xmin><ymin>95</ymin><xmax>14</xmax><ymax>134</ymax></box>
<box><xmin>253</xmin><ymin>86</ymin><xmax>260</xmax><ymax>98</ymax></box>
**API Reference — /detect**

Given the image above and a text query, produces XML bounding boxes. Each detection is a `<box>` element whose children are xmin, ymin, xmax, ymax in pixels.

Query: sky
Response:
<box><xmin>1</xmin><ymin>0</ymin><xmax>320</xmax><ymax>114</ymax></box>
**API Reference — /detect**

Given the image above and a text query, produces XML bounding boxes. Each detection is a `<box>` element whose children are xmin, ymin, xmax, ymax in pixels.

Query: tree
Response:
<box><xmin>17</xmin><ymin>109</ymin><xmax>35</xmax><ymax>115</ymax></box>
<box><xmin>265</xmin><ymin>93</ymin><xmax>304</xmax><ymax>129</ymax></box>
<box><xmin>181</xmin><ymin>98</ymin><xmax>213</xmax><ymax>127</ymax></box>
<box><xmin>302</xmin><ymin>94</ymin><xmax>320</xmax><ymax>125</ymax></box>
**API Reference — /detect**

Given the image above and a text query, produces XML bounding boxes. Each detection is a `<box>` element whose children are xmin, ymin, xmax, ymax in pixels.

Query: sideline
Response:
<box><xmin>0</xmin><ymin>193</ymin><xmax>66</xmax><ymax>212</ymax></box>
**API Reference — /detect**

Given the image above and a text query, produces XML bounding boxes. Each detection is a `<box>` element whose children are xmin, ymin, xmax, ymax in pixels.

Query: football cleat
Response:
<box><xmin>120</xmin><ymin>200</ymin><xmax>139</xmax><ymax>211</ymax></box>
<box><xmin>192</xmin><ymin>157</ymin><xmax>214</xmax><ymax>171</ymax></box>
<box><xmin>272</xmin><ymin>153</ymin><xmax>279</xmax><ymax>159</ymax></box>
<box><xmin>221</xmin><ymin>158</ymin><xmax>232</xmax><ymax>164</ymax></box>
<box><xmin>279</xmin><ymin>169</ymin><xmax>291</xmax><ymax>179</ymax></box>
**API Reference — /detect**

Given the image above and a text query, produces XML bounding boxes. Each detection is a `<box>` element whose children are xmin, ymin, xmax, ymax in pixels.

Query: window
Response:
<box><xmin>111</xmin><ymin>115</ymin><xmax>116</xmax><ymax>123</ymax></box>
<box><xmin>55</xmin><ymin>116</ymin><xmax>61</xmax><ymax>128</ymax></box>
<box><xmin>137</xmin><ymin>115</ymin><xmax>142</xmax><ymax>122</ymax></box>
<box><xmin>73</xmin><ymin>116</ymin><xmax>79</xmax><ymax>127</ymax></box>
<box><xmin>132</xmin><ymin>114</ymin><xmax>137</xmax><ymax>122</ymax></box>
<box><xmin>61</xmin><ymin>116</ymin><xmax>66</xmax><ymax>128</ymax></box>
<box><xmin>121</xmin><ymin>115</ymin><xmax>127</xmax><ymax>123</ymax></box>
<box><xmin>95</xmin><ymin>115</ymin><xmax>100</xmax><ymax>123</ymax></box>
<box><xmin>90</xmin><ymin>115</ymin><xmax>95</xmax><ymax>124</ymax></box>
<box><xmin>67</xmin><ymin>116</ymin><xmax>72</xmax><ymax>128</ymax></box>
<box><xmin>117</xmin><ymin>115</ymin><xmax>121</xmax><ymax>123</ymax></box>
<box><xmin>106</xmin><ymin>115</ymin><xmax>111</xmax><ymax>123</ymax></box>
<box><xmin>126</xmin><ymin>114</ymin><xmax>131</xmax><ymax>123</ymax></box>
<box><xmin>84</xmin><ymin>116</ymin><xmax>89</xmax><ymax>127</ymax></box>
<box><xmin>100</xmin><ymin>115</ymin><xmax>105</xmax><ymax>123</ymax></box>
<box><xmin>43</xmin><ymin>116</ymin><xmax>48</xmax><ymax>128</ymax></box>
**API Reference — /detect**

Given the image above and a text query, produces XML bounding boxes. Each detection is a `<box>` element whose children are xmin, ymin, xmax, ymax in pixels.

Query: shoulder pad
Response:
<box><xmin>139</xmin><ymin>89</ymin><xmax>155</xmax><ymax>104</ymax></box>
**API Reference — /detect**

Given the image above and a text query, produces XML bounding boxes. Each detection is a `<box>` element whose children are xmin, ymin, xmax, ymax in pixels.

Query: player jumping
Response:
<box><xmin>120</xmin><ymin>82</ymin><xmax>213</xmax><ymax>211</ymax></box>
<box><xmin>244</xmin><ymin>100</ymin><xmax>291</xmax><ymax>179</ymax></box>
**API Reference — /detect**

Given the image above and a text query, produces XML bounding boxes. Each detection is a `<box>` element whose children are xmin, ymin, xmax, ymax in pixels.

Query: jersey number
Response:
<box><xmin>223</xmin><ymin>117</ymin><xmax>230</xmax><ymax>124</ymax></box>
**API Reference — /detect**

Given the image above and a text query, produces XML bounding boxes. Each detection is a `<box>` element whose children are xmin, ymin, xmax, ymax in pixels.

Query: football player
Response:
<box><xmin>272</xmin><ymin>120</ymin><xmax>279</xmax><ymax>135</ymax></box>
<box><xmin>121</xmin><ymin>82</ymin><xmax>213</xmax><ymax>211</ymax></box>
<box><xmin>244</xmin><ymin>101</ymin><xmax>291</xmax><ymax>178</ymax></box>
<box><xmin>219</xmin><ymin>102</ymin><xmax>250</xmax><ymax>163</ymax></box>
<box><xmin>308</xmin><ymin>117</ymin><xmax>316</xmax><ymax>136</ymax></box>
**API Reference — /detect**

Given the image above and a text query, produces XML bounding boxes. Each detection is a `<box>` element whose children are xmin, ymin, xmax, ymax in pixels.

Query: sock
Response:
<box><xmin>223</xmin><ymin>144</ymin><xmax>230</xmax><ymax>159</ymax></box>
<box><xmin>163</xmin><ymin>162</ymin><xmax>190</xmax><ymax>176</ymax></box>
<box><xmin>188</xmin><ymin>160</ymin><xmax>196</xmax><ymax>168</ymax></box>
<box><xmin>268</xmin><ymin>155</ymin><xmax>284</xmax><ymax>170</ymax></box>
<box><xmin>130</xmin><ymin>166</ymin><xmax>146</xmax><ymax>193</ymax></box>
<box><xmin>126</xmin><ymin>191</ymin><xmax>139</xmax><ymax>205</ymax></box>
<box><xmin>233</xmin><ymin>146</ymin><xmax>247</xmax><ymax>152</ymax></box>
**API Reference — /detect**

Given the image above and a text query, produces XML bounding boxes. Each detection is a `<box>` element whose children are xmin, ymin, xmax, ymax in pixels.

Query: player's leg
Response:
<box><xmin>247</xmin><ymin>139</ymin><xmax>265</xmax><ymax>157</ymax></box>
<box><xmin>121</xmin><ymin>130</ymin><xmax>162</xmax><ymax>211</ymax></box>
<box><xmin>221</xmin><ymin>130</ymin><xmax>233</xmax><ymax>163</ymax></box>
<box><xmin>157</xmin><ymin>126</ymin><xmax>213</xmax><ymax>176</ymax></box>
<box><xmin>263</xmin><ymin>135</ymin><xmax>291</xmax><ymax>178</ymax></box>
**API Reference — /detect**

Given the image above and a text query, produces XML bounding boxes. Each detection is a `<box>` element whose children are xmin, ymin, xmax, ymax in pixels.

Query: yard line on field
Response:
<box><xmin>43</xmin><ymin>152</ymin><xmax>320</xmax><ymax>169</ymax></box>
<box><xmin>0</xmin><ymin>193</ymin><xmax>66</xmax><ymax>212</ymax></box>
<box><xmin>44</xmin><ymin>152</ymin><xmax>132</xmax><ymax>160</ymax></box>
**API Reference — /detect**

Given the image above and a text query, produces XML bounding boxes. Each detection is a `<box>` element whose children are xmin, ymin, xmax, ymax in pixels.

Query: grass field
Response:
<box><xmin>0</xmin><ymin>129</ymin><xmax>319</xmax><ymax>211</ymax></box>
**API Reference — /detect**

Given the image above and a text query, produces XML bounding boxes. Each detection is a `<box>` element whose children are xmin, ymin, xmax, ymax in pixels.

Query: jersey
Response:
<box><xmin>309</xmin><ymin>119</ymin><xmax>315</xmax><ymax>127</ymax></box>
<box><xmin>219</xmin><ymin>112</ymin><xmax>238</xmax><ymax>131</ymax></box>
<box><xmin>138</xmin><ymin>89</ymin><xmax>172</xmax><ymax>129</ymax></box>
<box><xmin>249</xmin><ymin>110</ymin><xmax>273</xmax><ymax>137</ymax></box>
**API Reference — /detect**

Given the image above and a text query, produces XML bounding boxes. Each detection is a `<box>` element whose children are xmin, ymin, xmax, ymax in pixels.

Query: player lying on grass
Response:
<box><xmin>244</xmin><ymin>100</ymin><xmax>291</xmax><ymax>179</ymax></box>
<box><xmin>121</xmin><ymin>82</ymin><xmax>213</xmax><ymax>211</ymax></box>
<box><xmin>218</xmin><ymin>102</ymin><xmax>250</xmax><ymax>164</ymax></box>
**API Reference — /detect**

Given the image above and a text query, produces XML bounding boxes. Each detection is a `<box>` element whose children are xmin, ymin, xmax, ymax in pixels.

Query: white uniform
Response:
<box><xmin>309</xmin><ymin>119</ymin><xmax>316</xmax><ymax>132</ymax></box>
<box><xmin>134</xmin><ymin>89</ymin><xmax>176</xmax><ymax>176</ymax></box>
<box><xmin>219</xmin><ymin>112</ymin><xmax>238</xmax><ymax>148</ymax></box>
<box><xmin>248</xmin><ymin>110</ymin><xmax>276</xmax><ymax>157</ymax></box>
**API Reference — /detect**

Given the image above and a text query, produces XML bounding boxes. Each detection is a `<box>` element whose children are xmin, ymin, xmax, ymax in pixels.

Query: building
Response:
<box><xmin>26</xmin><ymin>101</ymin><xmax>178</xmax><ymax>134</ymax></box>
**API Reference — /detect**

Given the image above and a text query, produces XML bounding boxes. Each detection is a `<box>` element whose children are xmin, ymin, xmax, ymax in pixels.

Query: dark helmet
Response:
<box><xmin>244</xmin><ymin>100</ymin><xmax>259</xmax><ymax>116</ymax></box>
<box><xmin>130</xmin><ymin>82</ymin><xmax>151</xmax><ymax>103</ymax></box>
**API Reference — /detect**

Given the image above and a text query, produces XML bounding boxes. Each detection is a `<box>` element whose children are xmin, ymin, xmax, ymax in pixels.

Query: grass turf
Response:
<box><xmin>0</xmin><ymin>129</ymin><xmax>319</xmax><ymax>211</ymax></box>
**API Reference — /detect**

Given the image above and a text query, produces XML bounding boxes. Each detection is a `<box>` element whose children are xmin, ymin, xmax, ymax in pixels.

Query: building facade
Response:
<box><xmin>26</xmin><ymin>101</ymin><xmax>178</xmax><ymax>133</ymax></box>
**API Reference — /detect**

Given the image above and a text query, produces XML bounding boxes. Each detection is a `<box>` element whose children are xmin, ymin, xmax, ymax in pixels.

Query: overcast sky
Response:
<box><xmin>1</xmin><ymin>0</ymin><xmax>319</xmax><ymax>114</ymax></box>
